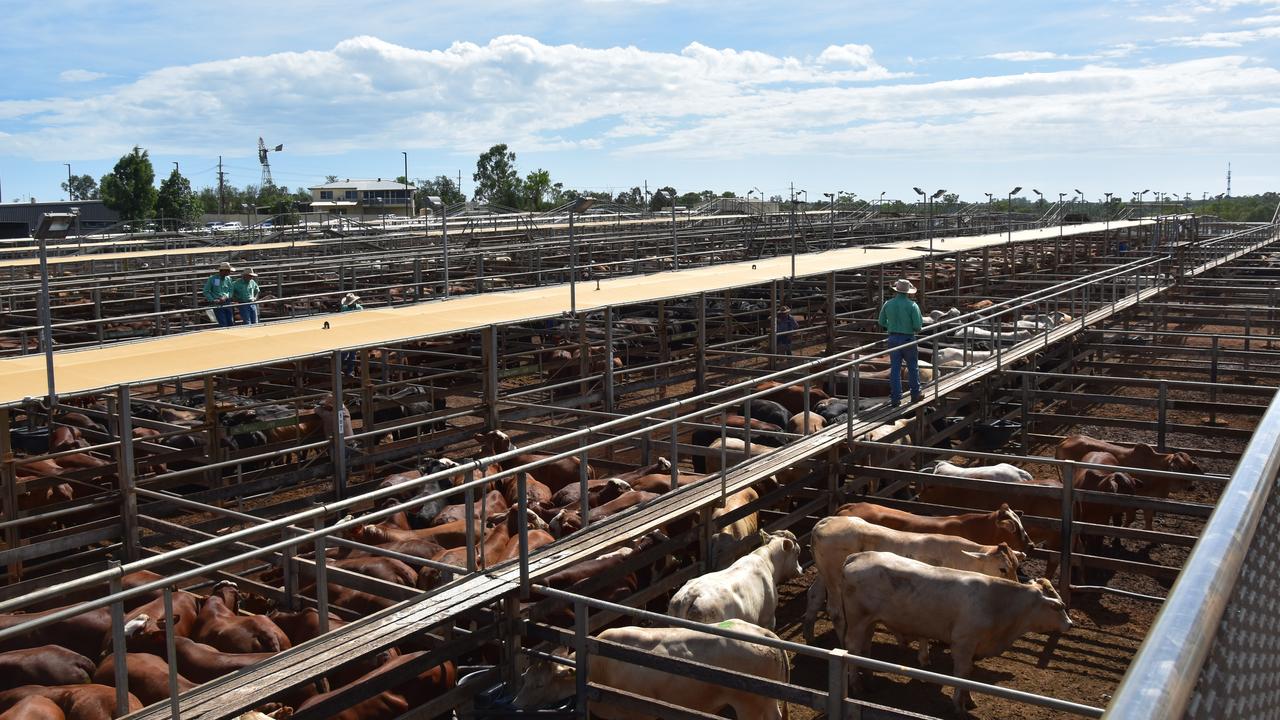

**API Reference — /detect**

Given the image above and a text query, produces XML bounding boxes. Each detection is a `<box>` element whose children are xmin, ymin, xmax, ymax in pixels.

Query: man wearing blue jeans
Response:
<box><xmin>202</xmin><ymin>262</ymin><xmax>236</xmax><ymax>327</ymax></box>
<box><xmin>878</xmin><ymin>279</ymin><xmax>924</xmax><ymax>407</ymax></box>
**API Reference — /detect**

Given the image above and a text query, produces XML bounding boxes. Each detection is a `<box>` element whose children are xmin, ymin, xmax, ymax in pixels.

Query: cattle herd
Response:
<box><xmin>0</xmin><ymin>292</ymin><xmax>1210</xmax><ymax>718</ymax></box>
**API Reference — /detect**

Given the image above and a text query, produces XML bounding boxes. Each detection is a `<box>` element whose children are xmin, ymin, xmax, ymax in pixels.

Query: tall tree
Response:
<box><xmin>62</xmin><ymin>174</ymin><xmax>99</xmax><ymax>201</ymax></box>
<box><xmin>472</xmin><ymin>144</ymin><xmax>523</xmax><ymax>208</ymax></box>
<box><xmin>650</xmin><ymin>186</ymin><xmax>676</xmax><ymax>211</ymax></box>
<box><xmin>415</xmin><ymin>175</ymin><xmax>465</xmax><ymax>208</ymax></box>
<box><xmin>156</xmin><ymin>168</ymin><xmax>201</xmax><ymax>226</ymax></box>
<box><xmin>525</xmin><ymin>168</ymin><xmax>552</xmax><ymax>210</ymax></box>
<box><xmin>99</xmin><ymin>146</ymin><xmax>157</xmax><ymax>222</ymax></box>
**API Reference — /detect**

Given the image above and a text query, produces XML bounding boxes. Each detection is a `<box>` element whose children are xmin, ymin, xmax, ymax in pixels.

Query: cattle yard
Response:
<box><xmin>0</xmin><ymin>204</ymin><xmax>1276</xmax><ymax>719</ymax></box>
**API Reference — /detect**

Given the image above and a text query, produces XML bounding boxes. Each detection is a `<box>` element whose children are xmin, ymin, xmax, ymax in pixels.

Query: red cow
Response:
<box><xmin>191</xmin><ymin>581</ymin><xmax>292</xmax><ymax>653</ymax></box>
<box><xmin>474</xmin><ymin>430</ymin><xmax>596</xmax><ymax>493</ymax></box>
<box><xmin>0</xmin><ymin>646</ymin><xmax>95</xmax><ymax>690</ymax></box>
<box><xmin>93</xmin><ymin>652</ymin><xmax>198</xmax><ymax>706</ymax></box>
<box><xmin>0</xmin><ymin>685</ymin><xmax>140</xmax><ymax>720</ymax></box>
<box><xmin>1056</xmin><ymin>435</ymin><xmax>1203</xmax><ymax>529</ymax></box>
<box><xmin>836</xmin><ymin>502</ymin><xmax>1034</xmax><ymax>552</ymax></box>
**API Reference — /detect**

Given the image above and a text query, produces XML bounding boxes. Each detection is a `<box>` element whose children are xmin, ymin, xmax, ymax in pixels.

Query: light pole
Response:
<box><xmin>33</xmin><ymin>214</ymin><xmax>74</xmax><ymax>409</ymax></box>
<box><xmin>425</xmin><ymin>196</ymin><xmax>449</xmax><ymax>298</ymax></box>
<box><xmin>1058</xmin><ymin>192</ymin><xmax>1067</xmax><ymax>236</ymax></box>
<box><xmin>1032</xmin><ymin>188</ymin><xmax>1043</xmax><ymax>215</ymax></box>
<box><xmin>1137</xmin><ymin>188</ymin><xmax>1150</xmax><ymax>217</ymax></box>
<box><xmin>63</xmin><ymin>164</ymin><xmax>72</xmax><ymax>201</ymax></box>
<box><xmin>1104</xmin><ymin>192</ymin><xmax>1113</xmax><ymax>230</ymax></box>
<box><xmin>658</xmin><ymin>189</ymin><xmax>679</xmax><ymax>269</ymax></box>
<box><xmin>823</xmin><ymin>192</ymin><xmax>835</xmax><ymax>249</ymax></box>
<box><xmin>1006</xmin><ymin>186</ymin><xmax>1022</xmax><ymax>241</ymax></box>
<box><xmin>402</xmin><ymin>151</ymin><xmax>412</xmax><ymax>219</ymax></box>
<box><xmin>790</xmin><ymin>189</ymin><xmax>807</xmax><ymax>279</ymax></box>
<box><xmin>878</xmin><ymin>191</ymin><xmax>885</xmax><ymax>213</ymax></box>
<box><xmin>567</xmin><ymin>196</ymin><xmax>597</xmax><ymax>315</ymax></box>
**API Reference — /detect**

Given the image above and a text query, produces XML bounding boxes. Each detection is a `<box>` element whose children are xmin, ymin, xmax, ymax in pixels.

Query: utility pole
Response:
<box><xmin>63</xmin><ymin>164</ymin><xmax>72</xmax><ymax>200</ymax></box>
<box><xmin>217</xmin><ymin>156</ymin><xmax>226</xmax><ymax>215</ymax></box>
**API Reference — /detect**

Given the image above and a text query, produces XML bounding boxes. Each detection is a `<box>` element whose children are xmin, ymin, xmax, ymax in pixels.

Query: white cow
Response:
<box><xmin>669</xmin><ymin>530</ymin><xmax>802</xmax><ymax>628</ymax></box>
<box><xmin>932</xmin><ymin>347</ymin><xmax>996</xmax><ymax>367</ymax></box>
<box><xmin>927</xmin><ymin>459</ymin><xmax>1033</xmax><ymax>483</ymax></box>
<box><xmin>512</xmin><ymin>620</ymin><xmax>790</xmax><ymax>719</ymax></box>
<box><xmin>951</xmin><ymin>326</ymin><xmax>1033</xmax><ymax>344</ymax></box>
<box><xmin>839</xmin><ymin>551</ymin><xmax>1072</xmax><ymax>712</ymax></box>
<box><xmin>803</xmin><ymin>515</ymin><xmax>1024</xmax><ymax>642</ymax></box>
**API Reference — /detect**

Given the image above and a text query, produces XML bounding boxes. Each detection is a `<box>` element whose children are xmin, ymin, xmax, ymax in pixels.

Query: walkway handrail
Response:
<box><xmin>1105</xmin><ymin>382</ymin><xmax>1280</xmax><ymax>718</ymax></box>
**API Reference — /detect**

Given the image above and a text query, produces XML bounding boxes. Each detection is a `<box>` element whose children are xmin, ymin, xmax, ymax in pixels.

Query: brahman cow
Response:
<box><xmin>836</xmin><ymin>502</ymin><xmax>1033</xmax><ymax>552</ymax></box>
<box><xmin>669</xmin><ymin>530</ymin><xmax>802</xmax><ymax>628</ymax></box>
<box><xmin>513</xmin><ymin>620</ymin><xmax>789</xmax><ymax>719</ymax></box>
<box><xmin>0</xmin><ymin>685</ymin><xmax>141</xmax><ymax>720</ymax></box>
<box><xmin>927</xmin><ymin>460</ymin><xmax>1033</xmax><ymax>483</ymax></box>
<box><xmin>805</xmin><ymin>515</ymin><xmax>1025</xmax><ymax>642</ymax></box>
<box><xmin>0</xmin><ymin>647</ymin><xmax>95</xmax><ymax>690</ymax></box>
<box><xmin>839</xmin><ymin>551</ymin><xmax>1071</xmax><ymax>712</ymax></box>
<box><xmin>0</xmin><ymin>695</ymin><xmax>65</xmax><ymax>720</ymax></box>
<box><xmin>1055</xmin><ymin>434</ymin><xmax>1203</xmax><ymax>530</ymax></box>
<box><xmin>474</xmin><ymin>430</ymin><xmax>596</xmax><ymax>493</ymax></box>
<box><xmin>93</xmin><ymin>652</ymin><xmax>198</xmax><ymax>706</ymax></box>
<box><xmin>755</xmin><ymin>381</ymin><xmax>830</xmax><ymax>415</ymax></box>
<box><xmin>708</xmin><ymin>488</ymin><xmax>761</xmax><ymax>569</ymax></box>
<box><xmin>192</xmin><ymin>581</ymin><xmax>291</xmax><ymax>653</ymax></box>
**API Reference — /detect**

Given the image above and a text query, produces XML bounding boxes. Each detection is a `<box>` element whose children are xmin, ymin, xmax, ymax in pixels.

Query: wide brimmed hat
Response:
<box><xmin>340</xmin><ymin>292</ymin><xmax>361</xmax><ymax>306</ymax></box>
<box><xmin>780</xmin><ymin>306</ymin><xmax>792</xmax><ymax>313</ymax></box>
<box><xmin>218</xmin><ymin>261</ymin><xmax>235</xmax><ymax>272</ymax></box>
<box><xmin>240</xmin><ymin>267</ymin><xmax>258</xmax><ymax>277</ymax></box>
<box><xmin>892</xmin><ymin>279</ymin><xmax>917</xmax><ymax>295</ymax></box>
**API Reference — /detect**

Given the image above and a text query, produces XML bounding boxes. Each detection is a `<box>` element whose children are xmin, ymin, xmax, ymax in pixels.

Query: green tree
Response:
<box><xmin>415</xmin><ymin>175</ymin><xmax>465</xmax><ymax>208</ymax></box>
<box><xmin>155</xmin><ymin>168</ymin><xmax>201</xmax><ymax>227</ymax></box>
<box><xmin>99</xmin><ymin>146</ymin><xmax>157</xmax><ymax>223</ymax></box>
<box><xmin>472</xmin><ymin>144</ymin><xmax>523</xmax><ymax>208</ymax></box>
<box><xmin>650</xmin><ymin>186</ymin><xmax>676</xmax><ymax>211</ymax></box>
<box><xmin>62</xmin><ymin>174</ymin><xmax>99</xmax><ymax>201</ymax></box>
<box><xmin>324</xmin><ymin>175</ymin><xmax>339</xmax><ymax>183</ymax></box>
<box><xmin>525</xmin><ymin>168</ymin><xmax>552</xmax><ymax>210</ymax></box>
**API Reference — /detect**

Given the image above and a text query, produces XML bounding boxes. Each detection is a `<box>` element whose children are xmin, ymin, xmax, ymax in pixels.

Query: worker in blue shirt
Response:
<box><xmin>202</xmin><ymin>262</ymin><xmax>236</xmax><ymax>327</ymax></box>
<box><xmin>877</xmin><ymin>279</ymin><xmax>924</xmax><ymax>407</ymax></box>
<box><xmin>776</xmin><ymin>306</ymin><xmax>798</xmax><ymax>356</ymax></box>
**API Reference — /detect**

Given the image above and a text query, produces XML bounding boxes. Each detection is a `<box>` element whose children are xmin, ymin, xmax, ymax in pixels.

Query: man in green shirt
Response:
<box><xmin>877</xmin><ymin>278</ymin><xmax>924</xmax><ymax>407</ymax></box>
<box><xmin>231</xmin><ymin>267</ymin><xmax>260</xmax><ymax>324</ymax></box>
<box><xmin>202</xmin><ymin>262</ymin><xmax>236</xmax><ymax>327</ymax></box>
<box><xmin>339</xmin><ymin>293</ymin><xmax>363</xmax><ymax>375</ymax></box>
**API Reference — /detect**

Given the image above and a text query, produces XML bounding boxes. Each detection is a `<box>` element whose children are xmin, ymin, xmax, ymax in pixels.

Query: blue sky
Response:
<box><xmin>3</xmin><ymin>0</ymin><xmax>1279</xmax><ymax>204</ymax></box>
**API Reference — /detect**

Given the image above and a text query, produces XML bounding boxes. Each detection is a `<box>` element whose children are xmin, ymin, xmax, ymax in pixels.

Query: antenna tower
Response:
<box><xmin>1226</xmin><ymin>162</ymin><xmax>1232</xmax><ymax>198</ymax></box>
<box><xmin>258</xmin><ymin>137</ymin><xmax>284</xmax><ymax>188</ymax></box>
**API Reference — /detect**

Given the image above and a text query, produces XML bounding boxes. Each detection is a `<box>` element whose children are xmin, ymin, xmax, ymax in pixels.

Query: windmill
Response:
<box><xmin>258</xmin><ymin>137</ymin><xmax>283</xmax><ymax>188</ymax></box>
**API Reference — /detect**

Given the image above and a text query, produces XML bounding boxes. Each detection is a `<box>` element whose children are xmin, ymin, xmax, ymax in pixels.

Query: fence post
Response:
<box><xmin>1157</xmin><ymin>381</ymin><xmax>1169</xmax><ymax>452</ymax></box>
<box><xmin>116</xmin><ymin>385</ymin><xmax>139</xmax><ymax>562</ymax></box>
<box><xmin>828</xmin><ymin>648</ymin><xmax>849</xmax><ymax>720</ymax></box>
<box><xmin>517</xmin><ymin>471</ymin><xmax>530</xmax><ymax>598</ymax></box>
<box><xmin>1060</xmin><ymin>463</ymin><xmax>1076</xmax><ymax>608</ymax></box>
<box><xmin>575</xmin><ymin>599</ymin><xmax>590</xmax><ymax>716</ymax></box>
<box><xmin>108</xmin><ymin>562</ymin><xmax>130</xmax><ymax>717</ymax></box>
<box><xmin>163</xmin><ymin>587</ymin><xmax>180</xmax><ymax>719</ymax></box>
<box><xmin>313</xmin><ymin>506</ymin><xmax>329</xmax><ymax>633</ymax></box>
<box><xmin>465</xmin><ymin>483</ymin><xmax>477</xmax><ymax>572</ymax></box>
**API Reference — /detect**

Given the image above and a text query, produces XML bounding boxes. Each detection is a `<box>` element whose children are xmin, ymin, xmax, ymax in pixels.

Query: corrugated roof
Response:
<box><xmin>309</xmin><ymin>180</ymin><xmax>416</xmax><ymax>192</ymax></box>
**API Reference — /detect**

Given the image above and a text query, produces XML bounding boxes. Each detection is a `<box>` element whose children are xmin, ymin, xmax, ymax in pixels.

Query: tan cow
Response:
<box><xmin>788</xmin><ymin>411</ymin><xmax>825</xmax><ymax>435</ymax></box>
<box><xmin>708</xmin><ymin>487</ymin><xmax>760</xmax><ymax>569</ymax></box>
<box><xmin>512</xmin><ymin>620</ymin><xmax>789</xmax><ymax>719</ymax></box>
<box><xmin>669</xmin><ymin>530</ymin><xmax>802</xmax><ymax>629</ymax></box>
<box><xmin>805</xmin><ymin>515</ymin><xmax>1024</xmax><ymax>642</ymax></box>
<box><xmin>839</xmin><ymin>551</ymin><xmax>1071</xmax><ymax>712</ymax></box>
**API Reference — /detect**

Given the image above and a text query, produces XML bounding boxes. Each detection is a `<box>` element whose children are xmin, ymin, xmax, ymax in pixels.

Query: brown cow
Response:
<box><xmin>428</xmin><ymin>489</ymin><xmax>508</xmax><ymax>527</ymax></box>
<box><xmin>294</xmin><ymin>652</ymin><xmax>456</xmax><ymax>720</ymax></box>
<box><xmin>0</xmin><ymin>685</ymin><xmax>140</xmax><ymax>720</ymax></box>
<box><xmin>474</xmin><ymin>430</ymin><xmax>596</xmax><ymax>493</ymax></box>
<box><xmin>265</xmin><ymin>608</ymin><xmax>346</xmax><ymax>645</ymax></box>
<box><xmin>1056</xmin><ymin>435</ymin><xmax>1203</xmax><ymax>530</ymax></box>
<box><xmin>0</xmin><ymin>695</ymin><xmax>65</xmax><ymax>720</ymax></box>
<box><xmin>548</xmin><ymin>477</ymin><xmax>631</xmax><ymax>510</ymax></box>
<box><xmin>93</xmin><ymin>652</ymin><xmax>198</xmax><ymax>706</ymax></box>
<box><xmin>835</xmin><ymin>502</ymin><xmax>1034</xmax><ymax>553</ymax></box>
<box><xmin>191</xmin><ymin>582</ymin><xmax>291</xmax><ymax>653</ymax></box>
<box><xmin>919</xmin><ymin>470</ymin><xmax>1140</xmax><ymax>579</ymax></box>
<box><xmin>754</xmin><ymin>380</ymin><xmax>830</xmax><ymax>415</ymax></box>
<box><xmin>0</xmin><ymin>647</ymin><xmax>95</xmax><ymax>690</ymax></box>
<box><xmin>549</xmin><ymin>491</ymin><xmax>658</xmax><ymax>536</ymax></box>
<box><xmin>350</xmin><ymin>519</ymin><xmax>470</xmax><ymax>548</ymax></box>
<box><xmin>0</xmin><ymin>608</ymin><xmax>112</xmax><ymax>659</ymax></box>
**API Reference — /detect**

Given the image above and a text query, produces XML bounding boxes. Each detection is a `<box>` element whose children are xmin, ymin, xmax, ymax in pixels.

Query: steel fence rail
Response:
<box><xmin>1105</xmin><ymin>381</ymin><xmax>1280</xmax><ymax>718</ymax></box>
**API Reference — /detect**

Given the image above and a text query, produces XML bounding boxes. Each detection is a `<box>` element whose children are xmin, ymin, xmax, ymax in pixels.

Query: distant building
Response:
<box><xmin>308</xmin><ymin>179</ymin><xmax>415</xmax><ymax>218</ymax></box>
<box><xmin>0</xmin><ymin>200</ymin><xmax>120</xmax><ymax>239</ymax></box>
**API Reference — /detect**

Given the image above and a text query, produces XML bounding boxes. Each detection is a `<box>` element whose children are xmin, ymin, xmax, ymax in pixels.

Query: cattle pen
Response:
<box><xmin>0</xmin><ymin>200</ymin><xmax>1276</xmax><ymax>719</ymax></box>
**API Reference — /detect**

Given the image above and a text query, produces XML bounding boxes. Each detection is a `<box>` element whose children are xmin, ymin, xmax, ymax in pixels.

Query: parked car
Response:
<box><xmin>218</xmin><ymin>221</ymin><xmax>244</xmax><ymax>232</ymax></box>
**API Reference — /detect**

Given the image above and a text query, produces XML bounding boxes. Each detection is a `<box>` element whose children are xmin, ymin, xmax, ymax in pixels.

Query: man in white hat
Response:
<box><xmin>776</xmin><ymin>305</ymin><xmax>798</xmax><ymax>356</ymax></box>
<box><xmin>878</xmin><ymin>278</ymin><xmax>924</xmax><ymax>407</ymax></box>
<box><xmin>203</xmin><ymin>262</ymin><xmax>236</xmax><ymax>327</ymax></box>
<box><xmin>338</xmin><ymin>292</ymin><xmax>363</xmax><ymax>374</ymax></box>
<box><xmin>231</xmin><ymin>267</ymin><xmax>261</xmax><ymax>325</ymax></box>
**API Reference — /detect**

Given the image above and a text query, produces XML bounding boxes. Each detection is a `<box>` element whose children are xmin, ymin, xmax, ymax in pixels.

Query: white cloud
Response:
<box><xmin>986</xmin><ymin>51</ymin><xmax>1074</xmax><ymax>61</ymax></box>
<box><xmin>1165</xmin><ymin>23</ymin><xmax>1280</xmax><ymax>46</ymax></box>
<box><xmin>1135</xmin><ymin>13</ymin><xmax>1196</xmax><ymax>22</ymax></box>
<box><xmin>1238</xmin><ymin>12</ymin><xmax>1280</xmax><ymax>22</ymax></box>
<box><xmin>58</xmin><ymin>69</ymin><xmax>107</xmax><ymax>82</ymax></box>
<box><xmin>3</xmin><ymin>35</ymin><xmax>1280</xmax><ymax>173</ymax></box>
